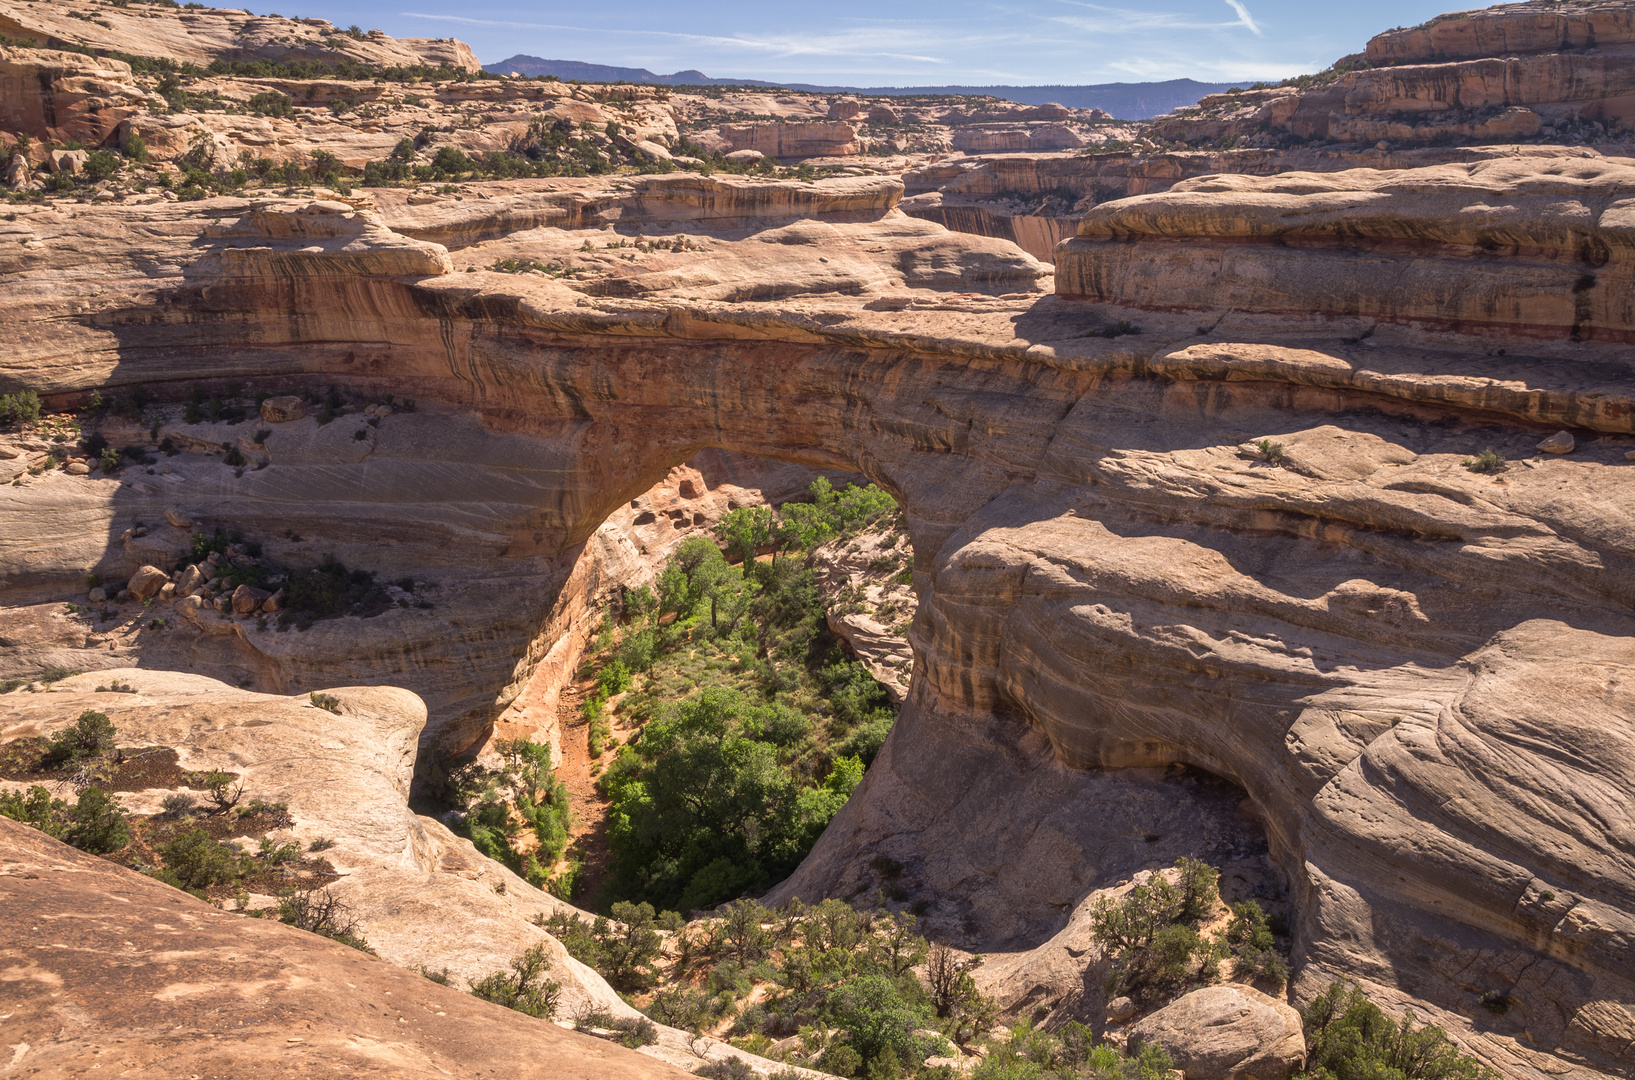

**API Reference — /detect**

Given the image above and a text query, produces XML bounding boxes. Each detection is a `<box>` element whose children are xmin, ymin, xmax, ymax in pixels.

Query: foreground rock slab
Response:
<box><xmin>0</xmin><ymin>817</ymin><xmax>690</xmax><ymax>1080</ymax></box>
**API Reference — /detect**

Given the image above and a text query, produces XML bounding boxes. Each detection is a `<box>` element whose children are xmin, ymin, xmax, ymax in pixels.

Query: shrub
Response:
<box><xmin>157</xmin><ymin>828</ymin><xmax>243</xmax><ymax>890</ymax></box>
<box><xmin>62</xmin><ymin>787</ymin><xmax>131</xmax><ymax>853</ymax></box>
<box><xmin>161</xmin><ymin>792</ymin><xmax>197</xmax><ymax>818</ymax></box>
<box><xmin>1093</xmin><ymin>320</ymin><xmax>1142</xmax><ymax>339</ymax></box>
<box><xmin>248</xmin><ymin>91</ymin><xmax>294</xmax><ymax>118</ymax></box>
<box><xmin>0</xmin><ymin>786</ymin><xmax>64</xmax><ymax>835</ymax></box>
<box><xmin>310</xmin><ymin>691</ymin><xmax>342</xmax><ymax>713</ymax></box>
<box><xmin>42</xmin><ymin>710</ymin><xmax>118</xmax><ymax>767</ymax></box>
<box><xmin>1255</xmin><ymin>439</ymin><xmax>1288</xmax><ymax>465</ymax></box>
<box><xmin>470</xmin><ymin>944</ymin><xmax>562</xmax><ymax>1018</ymax></box>
<box><xmin>1462</xmin><ymin>449</ymin><xmax>1506</xmax><ymax>475</ymax></box>
<box><xmin>1089</xmin><ymin>858</ymin><xmax>1220</xmax><ymax>1000</ymax></box>
<box><xmin>0</xmin><ymin>785</ymin><xmax>126</xmax><ymax>852</ymax></box>
<box><xmin>698</xmin><ymin>1060</ymin><xmax>757</xmax><ymax>1080</ymax></box>
<box><xmin>1223</xmin><ymin>900</ymin><xmax>1288</xmax><ymax>984</ymax></box>
<box><xmin>82</xmin><ymin>150</ymin><xmax>122</xmax><ymax>182</ymax></box>
<box><xmin>826</xmin><ymin>973</ymin><xmax>944</xmax><ymax>1073</ymax></box>
<box><xmin>278</xmin><ymin>887</ymin><xmax>372</xmax><ymax>952</ymax></box>
<box><xmin>611</xmin><ymin>1014</ymin><xmax>658</xmax><ymax>1048</ymax></box>
<box><xmin>0</xmin><ymin>390</ymin><xmax>42</xmax><ymax>429</ymax></box>
<box><xmin>597</xmin><ymin>659</ymin><xmax>632</xmax><ymax>696</ymax></box>
<box><xmin>1297</xmin><ymin>982</ymin><xmax>1496</xmax><ymax>1080</ymax></box>
<box><xmin>601</xmin><ymin>900</ymin><xmax>667</xmax><ymax>988</ymax></box>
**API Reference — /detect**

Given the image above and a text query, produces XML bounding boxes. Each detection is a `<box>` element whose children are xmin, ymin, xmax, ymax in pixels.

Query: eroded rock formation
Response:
<box><xmin>2</xmin><ymin>4</ymin><xmax>1634</xmax><ymax>1079</ymax></box>
<box><xmin>1056</xmin><ymin>155</ymin><xmax>1635</xmax><ymax>342</ymax></box>
<box><xmin>1</xmin><ymin>155</ymin><xmax>1631</xmax><ymax>1077</ymax></box>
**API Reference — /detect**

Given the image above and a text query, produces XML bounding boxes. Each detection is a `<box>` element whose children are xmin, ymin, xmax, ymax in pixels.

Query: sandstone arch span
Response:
<box><xmin>2</xmin><ymin>182</ymin><xmax>1633</xmax><ymax>1079</ymax></box>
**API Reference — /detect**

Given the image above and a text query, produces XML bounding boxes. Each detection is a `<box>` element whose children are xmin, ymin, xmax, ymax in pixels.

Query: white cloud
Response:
<box><xmin>1223</xmin><ymin>0</ymin><xmax>1263</xmax><ymax>36</ymax></box>
<box><xmin>399</xmin><ymin>12</ymin><xmax>952</xmax><ymax>64</ymax></box>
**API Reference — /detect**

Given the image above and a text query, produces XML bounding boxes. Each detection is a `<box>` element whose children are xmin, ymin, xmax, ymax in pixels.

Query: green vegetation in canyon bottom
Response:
<box><xmin>590</xmin><ymin>479</ymin><xmax>902</xmax><ymax>912</ymax></box>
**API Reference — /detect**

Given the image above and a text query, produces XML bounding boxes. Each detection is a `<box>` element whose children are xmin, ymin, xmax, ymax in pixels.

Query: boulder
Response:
<box><xmin>1107</xmin><ymin>996</ymin><xmax>1137</xmax><ymax>1023</ymax></box>
<box><xmin>231</xmin><ymin>584</ymin><xmax>272</xmax><ymax>614</ymax></box>
<box><xmin>632</xmin><ymin>140</ymin><xmax>672</xmax><ymax>162</ymax></box>
<box><xmin>1126</xmin><ymin>986</ymin><xmax>1304</xmax><ymax>1080</ymax></box>
<box><xmin>163</xmin><ymin>508</ymin><xmax>193</xmax><ymax>528</ymax></box>
<box><xmin>47</xmin><ymin>149</ymin><xmax>88</xmax><ymax>175</ymax></box>
<box><xmin>868</xmin><ymin>105</ymin><xmax>901</xmax><ymax>124</ymax></box>
<box><xmin>3</xmin><ymin>156</ymin><xmax>36</xmax><ymax>190</ymax></box>
<box><xmin>1537</xmin><ymin>430</ymin><xmax>1575</xmax><ymax>454</ymax></box>
<box><xmin>827</xmin><ymin>100</ymin><xmax>863</xmax><ymax>120</ymax></box>
<box><xmin>262</xmin><ymin>588</ymin><xmax>286</xmax><ymax>612</ymax></box>
<box><xmin>260</xmin><ymin>395</ymin><xmax>307</xmax><ymax>423</ymax></box>
<box><xmin>724</xmin><ymin>149</ymin><xmax>766</xmax><ymax>164</ymax></box>
<box><xmin>125</xmin><ymin>565</ymin><xmax>170</xmax><ymax>602</ymax></box>
<box><xmin>64</xmin><ymin>461</ymin><xmax>90</xmax><ymax>475</ymax></box>
<box><xmin>173</xmin><ymin>564</ymin><xmax>204</xmax><ymax>596</ymax></box>
<box><xmin>87</xmin><ymin>586</ymin><xmax>106</xmax><ymax>603</ymax></box>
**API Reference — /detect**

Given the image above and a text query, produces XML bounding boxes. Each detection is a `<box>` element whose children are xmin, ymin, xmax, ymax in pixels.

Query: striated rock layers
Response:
<box><xmin>718</xmin><ymin>120</ymin><xmax>864</xmax><ymax>159</ymax></box>
<box><xmin>0</xmin><ymin>46</ymin><xmax>151</xmax><ymax>148</ymax></box>
<box><xmin>1057</xmin><ymin>155</ymin><xmax>1635</xmax><ymax>342</ymax></box>
<box><xmin>0</xmin><ymin>150</ymin><xmax>1633</xmax><ymax>1080</ymax></box>
<box><xmin>1150</xmin><ymin>0</ymin><xmax>1635</xmax><ymax>148</ymax></box>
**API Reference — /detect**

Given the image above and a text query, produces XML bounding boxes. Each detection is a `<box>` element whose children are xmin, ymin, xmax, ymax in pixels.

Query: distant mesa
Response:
<box><xmin>481</xmin><ymin>56</ymin><xmax>1233</xmax><ymax>120</ymax></box>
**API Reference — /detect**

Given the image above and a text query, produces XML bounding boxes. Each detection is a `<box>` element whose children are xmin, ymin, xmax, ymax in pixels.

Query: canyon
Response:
<box><xmin>2</xmin><ymin>3</ymin><xmax>1634</xmax><ymax>1080</ymax></box>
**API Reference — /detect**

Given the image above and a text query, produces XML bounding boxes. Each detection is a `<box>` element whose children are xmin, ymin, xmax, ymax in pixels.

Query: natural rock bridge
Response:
<box><xmin>2</xmin><ymin>172</ymin><xmax>1633</xmax><ymax>1079</ymax></box>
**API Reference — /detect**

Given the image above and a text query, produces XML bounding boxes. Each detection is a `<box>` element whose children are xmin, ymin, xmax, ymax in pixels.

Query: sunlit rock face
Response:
<box><xmin>0</xmin><ymin>107</ymin><xmax>1633</xmax><ymax>1080</ymax></box>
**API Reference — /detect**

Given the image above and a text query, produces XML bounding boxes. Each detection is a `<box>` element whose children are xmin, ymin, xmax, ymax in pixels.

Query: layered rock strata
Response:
<box><xmin>1056</xmin><ymin>155</ymin><xmax>1635</xmax><ymax>343</ymax></box>
<box><xmin>0</xmin><ymin>46</ymin><xmax>152</xmax><ymax>147</ymax></box>
<box><xmin>0</xmin><ymin>149</ymin><xmax>1633</xmax><ymax>1080</ymax></box>
<box><xmin>1149</xmin><ymin>1</ymin><xmax>1635</xmax><ymax>148</ymax></box>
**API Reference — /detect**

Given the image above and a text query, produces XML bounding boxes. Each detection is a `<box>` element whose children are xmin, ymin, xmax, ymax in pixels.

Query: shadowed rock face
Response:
<box><xmin>1</xmin><ymin>159</ymin><xmax>1633</xmax><ymax>1080</ymax></box>
<box><xmin>0</xmin><ymin>817</ymin><xmax>690</xmax><ymax>1079</ymax></box>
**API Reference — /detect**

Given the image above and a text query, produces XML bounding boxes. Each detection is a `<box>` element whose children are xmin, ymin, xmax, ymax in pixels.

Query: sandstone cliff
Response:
<box><xmin>1</xmin><ymin>4</ymin><xmax>1634</xmax><ymax>1078</ymax></box>
<box><xmin>1</xmin><ymin>164</ymin><xmax>1630</xmax><ymax>1078</ymax></box>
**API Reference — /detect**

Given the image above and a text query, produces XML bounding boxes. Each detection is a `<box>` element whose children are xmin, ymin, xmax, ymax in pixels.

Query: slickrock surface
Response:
<box><xmin>0</xmin><ymin>815</ymin><xmax>692</xmax><ymax>1080</ymax></box>
<box><xmin>0</xmin><ymin>671</ymin><xmax>828</xmax><ymax>1078</ymax></box>
<box><xmin>0</xmin><ymin>671</ymin><xmax>621</xmax><ymax>1008</ymax></box>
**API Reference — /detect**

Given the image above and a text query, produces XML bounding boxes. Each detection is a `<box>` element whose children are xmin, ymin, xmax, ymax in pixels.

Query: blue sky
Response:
<box><xmin>267</xmin><ymin>1</ymin><xmax>1481</xmax><ymax>85</ymax></box>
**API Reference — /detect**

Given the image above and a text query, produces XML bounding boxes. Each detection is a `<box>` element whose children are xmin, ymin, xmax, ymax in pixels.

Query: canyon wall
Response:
<box><xmin>0</xmin><ymin>164</ymin><xmax>1632</xmax><ymax>1078</ymax></box>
